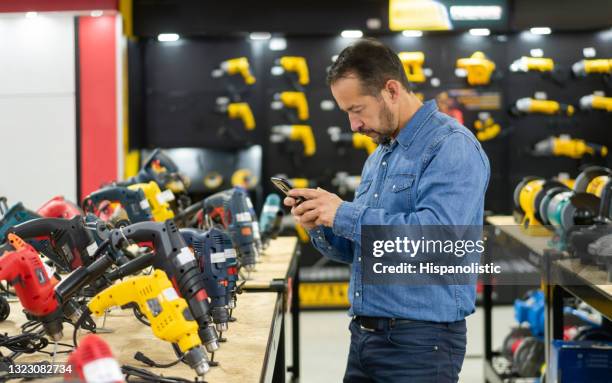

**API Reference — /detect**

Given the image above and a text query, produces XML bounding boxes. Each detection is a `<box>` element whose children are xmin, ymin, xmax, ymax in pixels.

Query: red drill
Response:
<box><xmin>37</xmin><ymin>196</ymin><xmax>83</xmax><ymax>219</ymax></box>
<box><xmin>0</xmin><ymin>233</ymin><xmax>64</xmax><ymax>340</ymax></box>
<box><xmin>65</xmin><ymin>334</ymin><xmax>124</xmax><ymax>383</ymax></box>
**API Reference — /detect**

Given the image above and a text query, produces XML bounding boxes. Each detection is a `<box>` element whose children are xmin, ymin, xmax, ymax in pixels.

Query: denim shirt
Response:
<box><xmin>309</xmin><ymin>100</ymin><xmax>490</xmax><ymax>322</ymax></box>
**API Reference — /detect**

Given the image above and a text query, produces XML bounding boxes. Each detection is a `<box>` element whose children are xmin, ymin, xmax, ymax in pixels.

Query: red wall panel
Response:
<box><xmin>78</xmin><ymin>15</ymin><xmax>118</xmax><ymax>199</ymax></box>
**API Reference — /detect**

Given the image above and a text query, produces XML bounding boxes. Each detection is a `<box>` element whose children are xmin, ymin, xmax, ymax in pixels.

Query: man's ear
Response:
<box><xmin>385</xmin><ymin>80</ymin><xmax>401</xmax><ymax>102</ymax></box>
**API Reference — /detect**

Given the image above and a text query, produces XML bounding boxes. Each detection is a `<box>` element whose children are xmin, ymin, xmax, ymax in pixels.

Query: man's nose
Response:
<box><xmin>349</xmin><ymin>116</ymin><xmax>363</xmax><ymax>132</ymax></box>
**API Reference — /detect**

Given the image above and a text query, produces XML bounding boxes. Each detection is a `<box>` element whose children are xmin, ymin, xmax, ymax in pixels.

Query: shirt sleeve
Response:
<box><xmin>332</xmin><ymin>132</ymin><xmax>490</xmax><ymax>244</ymax></box>
<box><xmin>308</xmin><ymin>225</ymin><xmax>354</xmax><ymax>264</ymax></box>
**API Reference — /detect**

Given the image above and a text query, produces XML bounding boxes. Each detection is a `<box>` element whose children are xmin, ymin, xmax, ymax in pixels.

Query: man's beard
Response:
<box><xmin>372</xmin><ymin>102</ymin><xmax>395</xmax><ymax>145</ymax></box>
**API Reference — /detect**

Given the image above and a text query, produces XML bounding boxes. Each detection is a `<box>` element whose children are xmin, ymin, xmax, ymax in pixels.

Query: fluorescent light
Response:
<box><xmin>269</xmin><ymin>37</ymin><xmax>287</xmax><ymax>51</ymax></box>
<box><xmin>530</xmin><ymin>49</ymin><xmax>544</xmax><ymax>57</ymax></box>
<box><xmin>90</xmin><ymin>10</ymin><xmax>104</xmax><ymax>17</ymax></box>
<box><xmin>450</xmin><ymin>5</ymin><xmax>502</xmax><ymax>20</ymax></box>
<box><xmin>530</xmin><ymin>27</ymin><xmax>551</xmax><ymax>35</ymax></box>
<box><xmin>469</xmin><ymin>28</ymin><xmax>490</xmax><ymax>36</ymax></box>
<box><xmin>341</xmin><ymin>30</ymin><xmax>363</xmax><ymax>38</ymax></box>
<box><xmin>157</xmin><ymin>33</ymin><xmax>180</xmax><ymax>42</ymax></box>
<box><xmin>402</xmin><ymin>30</ymin><xmax>423</xmax><ymax>37</ymax></box>
<box><xmin>25</xmin><ymin>11</ymin><xmax>38</xmax><ymax>18</ymax></box>
<box><xmin>250</xmin><ymin>32</ymin><xmax>271</xmax><ymax>40</ymax></box>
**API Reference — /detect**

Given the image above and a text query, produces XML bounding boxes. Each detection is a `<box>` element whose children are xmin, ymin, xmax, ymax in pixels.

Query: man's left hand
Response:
<box><xmin>287</xmin><ymin>187</ymin><xmax>344</xmax><ymax>228</ymax></box>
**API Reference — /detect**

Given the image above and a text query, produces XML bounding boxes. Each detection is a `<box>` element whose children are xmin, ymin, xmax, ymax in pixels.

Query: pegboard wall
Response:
<box><xmin>128</xmin><ymin>31</ymin><xmax>612</xmax><ymax>216</ymax></box>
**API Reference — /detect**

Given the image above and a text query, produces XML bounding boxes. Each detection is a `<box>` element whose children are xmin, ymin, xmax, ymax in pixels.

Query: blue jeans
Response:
<box><xmin>343</xmin><ymin>318</ymin><xmax>467</xmax><ymax>383</ymax></box>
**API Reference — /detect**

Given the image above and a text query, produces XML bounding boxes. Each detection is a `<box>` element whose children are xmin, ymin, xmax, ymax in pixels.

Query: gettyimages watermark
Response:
<box><xmin>360</xmin><ymin>225</ymin><xmax>611</xmax><ymax>286</ymax></box>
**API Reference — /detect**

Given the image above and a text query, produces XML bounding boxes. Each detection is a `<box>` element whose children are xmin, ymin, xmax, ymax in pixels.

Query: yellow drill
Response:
<box><xmin>533</xmin><ymin>135</ymin><xmax>608</xmax><ymax>159</ymax></box>
<box><xmin>88</xmin><ymin>270</ymin><xmax>210</xmax><ymax>376</ymax></box>
<box><xmin>579</xmin><ymin>94</ymin><xmax>612</xmax><ymax>112</ymax></box>
<box><xmin>456</xmin><ymin>51</ymin><xmax>496</xmax><ymax>86</ymax></box>
<box><xmin>219</xmin><ymin>57</ymin><xmax>256</xmax><ymax>85</ymax></box>
<box><xmin>572</xmin><ymin>59</ymin><xmax>612</xmax><ymax>76</ymax></box>
<box><xmin>227</xmin><ymin>102</ymin><xmax>256</xmax><ymax>130</ymax></box>
<box><xmin>278</xmin><ymin>56</ymin><xmax>310</xmax><ymax>86</ymax></box>
<box><xmin>510</xmin><ymin>56</ymin><xmax>554</xmax><ymax>72</ymax></box>
<box><xmin>128</xmin><ymin>181</ymin><xmax>175</xmax><ymax>222</ymax></box>
<box><xmin>271</xmin><ymin>125</ymin><xmax>316</xmax><ymax>156</ymax></box>
<box><xmin>398</xmin><ymin>52</ymin><xmax>426</xmax><ymax>83</ymax></box>
<box><xmin>514</xmin><ymin>98</ymin><xmax>575</xmax><ymax>116</ymax></box>
<box><xmin>277</xmin><ymin>91</ymin><xmax>309</xmax><ymax>121</ymax></box>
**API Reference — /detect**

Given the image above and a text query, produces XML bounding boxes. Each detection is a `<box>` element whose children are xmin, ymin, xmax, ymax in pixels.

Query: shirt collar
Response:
<box><xmin>394</xmin><ymin>99</ymin><xmax>438</xmax><ymax>150</ymax></box>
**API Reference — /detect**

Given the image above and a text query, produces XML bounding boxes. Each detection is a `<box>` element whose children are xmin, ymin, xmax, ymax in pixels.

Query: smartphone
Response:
<box><xmin>270</xmin><ymin>177</ymin><xmax>305</xmax><ymax>205</ymax></box>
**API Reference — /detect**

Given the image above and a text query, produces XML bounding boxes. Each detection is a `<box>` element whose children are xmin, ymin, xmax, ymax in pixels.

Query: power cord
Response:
<box><xmin>134</xmin><ymin>352</ymin><xmax>184</xmax><ymax>368</ymax></box>
<box><xmin>122</xmin><ymin>365</ymin><xmax>202</xmax><ymax>383</ymax></box>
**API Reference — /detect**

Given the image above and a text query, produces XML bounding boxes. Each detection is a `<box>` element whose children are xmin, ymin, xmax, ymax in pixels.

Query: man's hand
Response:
<box><xmin>283</xmin><ymin>188</ymin><xmax>344</xmax><ymax>230</ymax></box>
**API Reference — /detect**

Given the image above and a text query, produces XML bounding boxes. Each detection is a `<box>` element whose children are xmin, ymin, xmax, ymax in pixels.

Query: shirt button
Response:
<box><xmin>355</xmin><ymin>292</ymin><xmax>360</xmax><ymax>297</ymax></box>
<box><xmin>382</xmin><ymin>161</ymin><xmax>387</xmax><ymax>166</ymax></box>
<box><xmin>392</xmin><ymin>185</ymin><xmax>396</xmax><ymax>190</ymax></box>
<box><xmin>318</xmin><ymin>236</ymin><xmax>323</xmax><ymax>240</ymax></box>
<box><xmin>358</xmin><ymin>257</ymin><xmax>362</xmax><ymax>261</ymax></box>
<box><xmin>374</xmin><ymin>193</ymin><xmax>378</xmax><ymax>198</ymax></box>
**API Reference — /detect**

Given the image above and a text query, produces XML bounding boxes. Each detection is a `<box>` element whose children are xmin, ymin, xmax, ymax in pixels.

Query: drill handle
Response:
<box><xmin>0</xmin><ymin>252</ymin><xmax>19</xmax><ymax>282</ymax></box>
<box><xmin>88</xmin><ymin>279</ymin><xmax>135</xmax><ymax>316</ymax></box>
<box><xmin>55</xmin><ymin>253</ymin><xmax>114</xmax><ymax>302</ymax></box>
<box><xmin>8</xmin><ymin>216</ymin><xmax>75</xmax><ymax>239</ymax></box>
<box><xmin>105</xmin><ymin>252</ymin><xmax>155</xmax><ymax>282</ymax></box>
<box><xmin>109</xmin><ymin>221</ymin><xmax>171</xmax><ymax>253</ymax></box>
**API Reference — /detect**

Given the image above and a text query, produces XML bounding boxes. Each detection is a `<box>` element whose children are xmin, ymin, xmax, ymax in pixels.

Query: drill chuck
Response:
<box><xmin>198</xmin><ymin>326</ymin><xmax>220</xmax><ymax>352</ymax></box>
<box><xmin>211</xmin><ymin>305</ymin><xmax>230</xmax><ymax>332</ymax></box>
<box><xmin>184</xmin><ymin>346</ymin><xmax>210</xmax><ymax>376</ymax></box>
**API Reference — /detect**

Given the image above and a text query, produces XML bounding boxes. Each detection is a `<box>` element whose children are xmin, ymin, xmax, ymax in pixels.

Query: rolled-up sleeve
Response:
<box><xmin>309</xmin><ymin>225</ymin><xmax>354</xmax><ymax>264</ymax></box>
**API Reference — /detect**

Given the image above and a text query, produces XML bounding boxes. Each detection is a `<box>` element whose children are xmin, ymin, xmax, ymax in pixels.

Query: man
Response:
<box><xmin>284</xmin><ymin>39</ymin><xmax>490</xmax><ymax>382</ymax></box>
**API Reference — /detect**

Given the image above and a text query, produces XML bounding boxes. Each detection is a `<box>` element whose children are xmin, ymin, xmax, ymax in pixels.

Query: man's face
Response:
<box><xmin>330</xmin><ymin>75</ymin><xmax>397</xmax><ymax>144</ymax></box>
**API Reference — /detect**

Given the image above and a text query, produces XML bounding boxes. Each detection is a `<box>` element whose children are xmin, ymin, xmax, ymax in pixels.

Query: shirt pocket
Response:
<box><xmin>385</xmin><ymin>174</ymin><xmax>415</xmax><ymax>210</ymax></box>
<box><xmin>353</xmin><ymin>179</ymin><xmax>372</xmax><ymax>201</ymax></box>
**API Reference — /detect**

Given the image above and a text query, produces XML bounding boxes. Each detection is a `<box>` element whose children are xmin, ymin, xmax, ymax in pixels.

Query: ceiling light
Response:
<box><xmin>530</xmin><ymin>27</ymin><xmax>551</xmax><ymax>35</ymax></box>
<box><xmin>157</xmin><ymin>33</ymin><xmax>180</xmax><ymax>42</ymax></box>
<box><xmin>469</xmin><ymin>28</ymin><xmax>490</xmax><ymax>36</ymax></box>
<box><xmin>402</xmin><ymin>30</ymin><xmax>423</xmax><ymax>37</ymax></box>
<box><xmin>341</xmin><ymin>30</ymin><xmax>363</xmax><ymax>39</ymax></box>
<box><xmin>450</xmin><ymin>5</ymin><xmax>502</xmax><ymax>20</ymax></box>
<box><xmin>250</xmin><ymin>32</ymin><xmax>272</xmax><ymax>40</ymax></box>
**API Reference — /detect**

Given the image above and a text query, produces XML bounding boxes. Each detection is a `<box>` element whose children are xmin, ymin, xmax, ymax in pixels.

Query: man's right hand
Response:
<box><xmin>284</xmin><ymin>196</ymin><xmax>318</xmax><ymax>230</ymax></box>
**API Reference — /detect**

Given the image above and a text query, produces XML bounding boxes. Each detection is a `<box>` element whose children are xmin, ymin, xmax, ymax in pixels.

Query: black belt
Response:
<box><xmin>354</xmin><ymin>316</ymin><xmax>415</xmax><ymax>331</ymax></box>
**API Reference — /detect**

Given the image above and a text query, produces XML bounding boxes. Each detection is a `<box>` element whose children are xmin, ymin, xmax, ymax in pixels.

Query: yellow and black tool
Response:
<box><xmin>579</xmin><ymin>94</ymin><xmax>612</xmax><ymax>112</ymax></box>
<box><xmin>456</xmin><ymin>51</ymin><xmax>496</xmax><ymax>86</ymax></box>
<box><xmin>271</xmin><ymin>125</ymin><xmax>316</xmax><ymax>156</ymax></box>
<box><xmin>231</xmin><ymin>168</ymin><xmax>258</xmax><ymax>190</ymax></box>
<box><xmin>128</xmin><ymin>181</ymin><xmax>175</xmax><ymax>222</ymax></box>
<box><xmin>573</xmin><ymin>166</ymin><xmax>612</xmax><ymax>197</ymax></box>
<box><xmin>88</xmin><ymin>270</ymin><xmax>210</xmax><ymax>376</ymax></box>
<box><xmin>219</xmin><ymin>57</ymin><xmax>256</xmax><ymax>85</ymax></box>
<box><xmin>398</xmin><ymin>52</ymin><xmax>426</xmax><ymax>83</ymax></box>
<box><xmin>514</xmin><ymin>98</ymin><xmax>575</xmax><ymax>116</ymax></box>
<box><xmin>328</xmin><ymin>127</ymin><xmax>377</xmax><ymax>155</ymax></box>
<box><xmin>510</xmin><ymin>56</ymin><xmax>554</xmax><ymax>73</ymax></box>
<box><xmin>203</xmin><ymin>171</ymin><xmax>224</xmax><ymax>190</ymax></box>
<box><xmin>572</xmin><ymin>59</ymin><xmax>612</xmax><ymax>76</ymax></box>
<box><xmin>513</xmin><ymin>177</ymin><xmax>550</xmax><ymax>235</ymax></box>
<box><xmin>290</xmin><ymin>178</ymin><xmax>316</xmax><ymax>189</ymax></box>
<box><xmin>352</xmin><ymin>133</ymin><xmax>378</xmax><ymax>155</ymax></box>
<box><xmin>278</xmin><ymin>56</ymin><xmax>310</xmax><ymax>86</ymax></box>
<box><xmin>227</xmin><ymin>102</ymin><xmax>256</xmax><ymax>130</ymax></box>
<box><xmin>276</xmin><ymin>91</ymin><xmax>309</xmax><ymax>120</ymax></box>
<box><xmin>532</xmin><ymin>135</ymin><xmax>608</xmax><ymax>159</ymax></box>
<box><xmin>473</xmin><ymin>116</ymin><xmax>501</xmax><ymax>142</ymax></box>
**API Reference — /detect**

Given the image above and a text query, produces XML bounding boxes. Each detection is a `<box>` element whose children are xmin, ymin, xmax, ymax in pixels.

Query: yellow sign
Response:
<box><xmin>389</xmin><ymin>0</ymin><xmax>452</xmax><ymax>31</ymax></box>
<box><xmin>300</xmin><ymin>282</ymin><xmax>350</xmax><ymax>309</ymax></box>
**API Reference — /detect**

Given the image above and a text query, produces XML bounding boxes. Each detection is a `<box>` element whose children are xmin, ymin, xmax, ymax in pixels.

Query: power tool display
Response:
<box><xmin>218</xmin><ymin>101</ymin><xmax>256</xmax><ymax>131</ymax></box>
<box><xmin>0</xmin><ymin>234</ymin><xmax>64</xmax><ymax>340</ymax></box>
<box><xmin>328</xmin><ymin>127</ymin><xmax>377</xmax><ymax>155</ymax></box>
<box><xmin>181</xmin><ymin>228</ymin><xmax>231</xmax><ymax>332</ymax></box>
<box><xmin>455</xmin><ymin>51</ymin><xmax>496</xmax><ymax>86</ymax></box>
<box><xmin>88</xmin><ymin>269</ymin><xmax>210</xmax><ymax>376</ymax></box>
<box><xmin>65</xmin><ymin>334</ymin><xmax>124</xmax><ymax>383</ymax></box>
<box><xmin>82</xmin><ymin>186</ymin><xmax>153</xmax><ymax>225</ymax></box>
<box><xmin>513</xmin><ymin>97</ymin><xmax>575</xmax><ymax>116</ymax></box>
<box><xmin>532</xmin><ymin>135</ymin><xmax>608</xmax><ymax>159</ymax></box>
<box><xmin>579</xmin><ymin>94</ymin><xmax>612</xmax><ymax>112</ymax></box>
<box><xmin>473</xmin><ymin>115</ymin><xmax>501</xmax><ymax>142</ymax></box>
<box><xmin>509</xmin><ymin>56</ymin><xmax>554</xmax><ymax>73</ymax></box>
<box><xmin>572</xmin><ymin>58</ymin><xmax>612</xmax><ymax>76</ymax></box>
<box><xmin>203</xmin><ymin>188</ymin><xmax>259</xmax><ymax>271</ymax></box>
<box><xmin>37</xmin><ymin>196</ymin><xmax>83</xmax><ymax>219</ymax></box>
<box><xmin>398</xmin><ymin>51</ymin><xmax>426</xmax><ymax>83</ymax></box>
<box><xmin>271</xmin><ymin>125</ymin><xmax>316</xmax><ymax>156</ymax></box>
<box><xmin>277</xmin><ymin>56</ymin><xmax>310</xmax><ymax>87</ymax></box>
<box><xmin>106</xmin><ymin>220</ymin><xmax>219</xmax><ymax>352</ymax></box>
<box><xmin>0</xmin><ymin>198</ymin><xmax>40</xmax><ymax>243</ymax></box>
<box><xmin>128</xmin><ymin>181</ymin><xmax>175</xmax><ymax>222</ymax></box>
<box><xmin>7</xmin><ymin>216</ymin><xmax>98</xmax><ymax>271</ymax></box>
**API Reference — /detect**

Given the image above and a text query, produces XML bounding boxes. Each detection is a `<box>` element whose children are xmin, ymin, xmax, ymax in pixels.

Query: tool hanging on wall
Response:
<box><xmin>473</xmin><ymin>114</ymin><xmax>501</xmax><ymax>142</ymax></box>
<box><xmin>579</xmin><ymin>94</ymin><xmax>612</xmax><ymax>112</ymax></box>
<box><xmin>510</xmin><ymin>56</ymin><xmax>554</xmax><ymax>73</ymax></box>
<box><xmin>270</xmin><ymin>125</ymin><xmax>316</xmax><ymax>157</ymax></box>
<box><xmin>398</xmin><ymin>52</ymin><xmax>426</xmax><ymax>83</ymax></box>
<box><xmin>88</xmin><ymin>269</ymin><xmax>210</xmax><ymax>376</ymax></box>
<box><xmin>214</xmin><ymin>57</ymin><xmax>256</xmax><ymax>86</ymax></box>
<box><xmin>328</xmin><ymin>127</ymin><xmax>377</xmax><ymax>155</ymax></box>
<box><xmin>512</xmin><ymin>97</ymin><xmax>575</xmax><ymax>116</ymax></box>
<box><xmin>532</xmin><ymin>135</ymin><xmax>608</xmax><ymax>159</ymax></box>
<box><xmin>272</xmin><ymin>91</ymin><xmax>309</xmax><ymax>122</ymax></box>
<box><xmin>572</xmin><ymin>58</ymin><xmax>612</xmax><ymax>76</ymax></box>
<box><xmin>455</xmin><ymin>51</ymin><xmax>496</xmax><ymax>86</ymax></box>
<box><xmin>275</xmin><ymin>56</ymin><xmax>310</xmax><ymax>90</ymax></box>
<box><xmin>216</xmin><ymin>100</ymin><xmax>256</xmax><ymax>131</ymax></box>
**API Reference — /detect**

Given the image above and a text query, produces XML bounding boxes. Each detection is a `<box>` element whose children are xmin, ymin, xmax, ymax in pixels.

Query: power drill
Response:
<box><xmin>217</xmin><ymin>57</ymin><xmax>256</xmax><ymax>85</ymax></box>
<box><xmin>127</xmin><ymin>181</ymin><xmax>175</xmax><ymax>222</ymax></box>
<box><xmin>180</xmin><ymin>228</ymin><xmax>230</xmax><ymax>332</ymax></box>
<box><xmin>107</xmin><ymin>220</ymin><xmax>219</xmax><ymax>352</ymax></box>
<box><xmin>532</xmin><ymin>135</ymin><xmax>608</xmax><ymax>159</ymax></box>
<box><xmin>398</xmin><ymin>51</ymin><xmax>426</xmax><ymax>83</ymax></box>
<box><xmin>0</xmin><ymin>234</ymin><xmax>64</xmax><ymax>340</ymax></box>
<box><xmin>572</xmin><ymin>58</ymin><xmax>612</xmax><ymax>76</ymax></box>
<box><xmin>88</xmin><ymin>269</ymin><xmax>210</xmax><ymax>376</ymax></box>
<box><xmin>514</xmin><ymin>97</ymin><xmax>575</xmax><ymax>116</ymax></box>
<box><xmin>328</xmin><ymin>127</ymin><xmax>377</xmax><ymax>155</ymax></box>
<box><xmin>0</xmin><ymin>198</ymin><xmax>40</xmax><ymax>243</ymax></box>
<box><xmin>65</xmin><ymin>334</ymin><xmax>124</xmax><ymax>383</ymax></box>
<box><xmin>456</xmin><ymin>51</ymin><xmax>496</xmax><ymax>86</ymax></box>
<box><xmin>37</xmin><ymin>196</ymin><xmax>83</xmax><ymax>219</ymax></box>
<box><xmin>510</xmin><ymin>56</ymin><xmax>554</xmax><ymax>73</ymax></box>
<box><xmin>116</xmin><ymin>148</ymin><xmax>191</xmax><ymax>211</ymax></box>
<box><xmin>225</xmin><ymin>102</ymin><xmax>256</xmax><ymax>130</ymax></box>
<box><xmin>579</xmin><ymin>94</ymin><xmax>612</xmax><ymax>112</ymax></box>
<box><xmin>275</xmin><ymin>91</ymin><xmax>309</xmax><ymax>121</ymax></box>
<box><xmin>83</xmin><ymin>186</ymin><xmax>153</xmax><ymax>225</ymax></box>
<box><xmin>203</xmin><ymin>188</ymin><xmax>259</xmax><ymax>271</ymax></box>
<box><xmin>238</xmin><ymin>187</ymin><xmax>263</xmax><ymax>252</ymax></box>
<box><xmin>7</xmin><ymin>216</ymin><xmax>98</xmax><ymax>272</ymax></box>
<box><xmin>259</xmin><ymin>194</ymin><xmax>284</xmax><ymax>247</ymax></box>
<box><xmin>277</xmin><ymin>56</ymin><xmax>310</xmax><ymax>86</ymax></box>
<box><xmin>270</xmin><ymin>125</ymin><xmax>316</xmax><ymax>156</ymax></box>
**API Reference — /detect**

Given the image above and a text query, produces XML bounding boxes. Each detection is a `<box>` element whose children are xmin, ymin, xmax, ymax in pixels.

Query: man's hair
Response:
<box><xmin>326</xmin><ymin>38</ymin><xmax>411</xmax><ymax>96</ymax></box>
